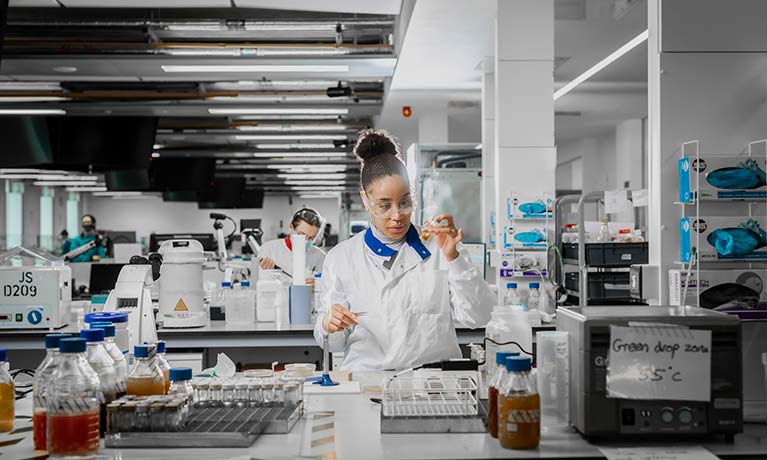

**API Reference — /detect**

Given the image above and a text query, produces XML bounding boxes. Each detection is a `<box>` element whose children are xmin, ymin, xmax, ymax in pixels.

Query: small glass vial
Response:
<box><xmin>165</xmin><ymin>401</ymin><xmax>183</xmax><ymax>431</ymax></box>
<box><xmin>222</xmin><ymin>381</ymin><xmax>236</xmax><ymax>406</ymax></box>
<box><xmin>247</xmin><ymin>380</ymin><xmax>261</xmax><ymax>406</ymax></box>
<box><xmin>235</xmin><ymin>381</ymin><xmax>249</xmax><ymax>406</ymax></box>
<box><xmin>194</xmin><ymin>381</ymin><xmax>209</xmax><ymax>407</ymax></box>
<box><xmin>135</xmin><ymin>401</ymin><xmax>151</xmax><ymax>432</ymax></box>
<box><xmin>273</xmin><ymin>382</ymin><xmax>285</xmax><ymax>405</ymax></box>
<box><xmin>262</xmin><ymin>382</ymin><xmax>275</xmax><ymax>405</ymax></box>
<box><xmin>105</xmin><ymin>401</ymin><xmax>121</xmax><ymax>434</ymax></box>
<box><xmin>284</xmin><ymin>383</ymin><xmax>299</xmax><ymax>407</ymax></box>
<box><xmin>121</xmin><ymin>401</ymin><xmax>138</xmax><ymax>432</ymax></box>
<box><xmin>209</xmin><ymin>380</ymin><xmax>223</xmax><ymax>406</ymax></box>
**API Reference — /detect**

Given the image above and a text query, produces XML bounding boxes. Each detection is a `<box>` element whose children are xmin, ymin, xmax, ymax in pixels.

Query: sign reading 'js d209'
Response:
<box><xmin>606</xmin><ymin>324</ymin><xmax>711</xmax><ymax>401</ymax></box>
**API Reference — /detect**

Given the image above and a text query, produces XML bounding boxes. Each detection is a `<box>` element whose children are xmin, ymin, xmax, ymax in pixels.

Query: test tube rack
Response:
<box><xmin>105</xmin><ymin>403</ymin><xmax>301</xmax><ymax>448</ymax></box>
<box><xmin>380</xmin><ymin>375</ymin><xmax>487</xmax><ymax>433</ymax></box>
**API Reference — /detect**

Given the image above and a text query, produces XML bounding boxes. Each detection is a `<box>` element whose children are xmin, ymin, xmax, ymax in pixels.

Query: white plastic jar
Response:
<box><xmin>484</xmin><ymin>305</ymin><xmax>532</xmax><ymax>383</ymax></box>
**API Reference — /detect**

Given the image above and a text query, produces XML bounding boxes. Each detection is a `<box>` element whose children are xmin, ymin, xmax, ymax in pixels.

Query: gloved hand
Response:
<box><xmin>259</xmin><ymin>257</ymin><xmax>276</xmax><ymax>270</ymax></box>
<box><xmin>322</xmin><ymin>304</ymin><xmax>358</xmax><ymax>333</ymax></box>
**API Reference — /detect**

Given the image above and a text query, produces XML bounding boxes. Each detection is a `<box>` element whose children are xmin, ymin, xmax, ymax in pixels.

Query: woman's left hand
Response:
<box><xmin>423</xmin><ymin>214</ymin><xmax>463</xmax><ymax>262</ymax></box>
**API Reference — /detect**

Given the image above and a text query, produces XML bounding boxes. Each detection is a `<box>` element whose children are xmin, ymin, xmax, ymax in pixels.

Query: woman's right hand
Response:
<box><xmin>322</xmin><ymin>304</ymin><xmax>358</xmax><ymax>333</ymax></box>
<box><xmin>259</xmin><ymin>257</ymin><xmax>276</xmax><ymax>270</ymax></box>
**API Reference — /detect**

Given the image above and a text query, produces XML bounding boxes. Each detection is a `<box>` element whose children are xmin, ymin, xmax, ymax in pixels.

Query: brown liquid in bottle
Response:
<box><xmin>487</xmin><ymin>386</ymin><xmax>499</xmax><ymax>437</ymax></box>
<box><xmin>498</xmin><ymin>393</ymin><xmax>540</xmax><ymax>450</ymax></box>
<box><xmin>126</xmin><ymin>377</ymin><xmax>165</xmax><ymax>396</ymax></box>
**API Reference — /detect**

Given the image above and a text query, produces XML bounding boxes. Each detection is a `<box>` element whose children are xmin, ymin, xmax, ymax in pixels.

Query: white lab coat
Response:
<box><xmin>255</xmin><ymin>238</ymin><xmax>326</xmax><ymax>281</ymax></box>
<box><xmin>314</xmin><ymin>228</ymin><xmax>495</xmax><ymax>371</ymax></box>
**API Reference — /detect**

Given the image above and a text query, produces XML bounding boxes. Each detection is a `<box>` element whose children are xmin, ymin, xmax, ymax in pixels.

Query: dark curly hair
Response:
<box><xmin>353</xmin><ymin>129</ymin><xmax>409</xmax><ymax>192</ymax></box>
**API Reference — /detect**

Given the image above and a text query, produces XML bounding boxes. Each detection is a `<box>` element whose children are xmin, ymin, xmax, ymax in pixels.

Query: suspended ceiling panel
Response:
<box><xmin>58</xmin><ymin>0</ymin><xmax>231</xmax><ymax>6</ymax></box>
<box><xmin>233</xmin><ymin>0</ymin><xmax>402</xmax><ymax>15</ymax></box>
<box><xmin>9</xmin><ymin>0</ymin><xmax>60</xmax><ymax>6</ymax></box>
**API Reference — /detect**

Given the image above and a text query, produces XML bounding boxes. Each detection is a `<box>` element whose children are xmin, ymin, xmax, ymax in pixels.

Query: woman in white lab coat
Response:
<box><xmin>257</xmin><ymin>208</ymin><xmax>326</xmax><ymax>287</ymax></box>
<box><xmin>314</xmin><ymin>130</ymin><xmax>496</xmax><ymax>371</ymax></box>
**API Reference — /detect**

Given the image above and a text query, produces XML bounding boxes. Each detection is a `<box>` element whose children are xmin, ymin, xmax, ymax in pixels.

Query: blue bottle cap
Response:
<box><xmin>529</xmin><ymin>282</ymin><xmax>540</xmax><ymax>289</ymax></box>
<box><xmin>45</xmin><ymin>333</ymin><xmax>72</xmax><ymax>349</ymax></box>
<box><xmin>168</xmin><ymin>367</ymin><xmax>193</xmax><ymax>382</ymax></box>
<box><xmin>222</xmin><ymin>281</ymin><xmax>232</xmax><ymax>287</ymax></box>
<box><xmin>90</xmin><ymin>323</ymin><xmax>116</xmax><ymax>338</ymax></box>
<box><xmin>314</xmin><ymin>273</ymin><xmax>322</xmax><ymax>278</ymax></box>
<box><xmin>0</xmin><ymin>348</ymin><xmax>6</xmax><ymax>362</ymax></box>
<box><xmin>241</xmin><ymin>281</ymin><xmax>250</xmax><ymax>287</ymax></box>
<box><xmin>80</xmin><ymin>328</ymin><xmax>105</xmax><ymax>342</ymax></box>
<box><xmin>505</xmin><ymin>355</ymin><xmax>532</xmax><ymax>372</ymax></box>
<box><xmin>144</xmin><ymin>341</ymin><xmax>166</xmax><ymax>353</ymax></box>
<box><xmin>506</xmin><ymin>283</ymin><xmax>517</xmax><ymax>289</ymax></box>
<box><xmin>495</xmin><ymin>351</ymin><xmax>521</xmax><ymax>365</ymax></box>
<box><xmin>85</xmin><ymin>312</ymin><xmax>128</xmax><ymax>324</ymax></box>
<box><xmin>60</xmin><ymin>338</ymin><xmax>87</xmax><ymax>353</ymax></box>
<box><xmin>134</xmin><ymin>345</ymin><xmax>149</xmax><ymax>358</ymax></box>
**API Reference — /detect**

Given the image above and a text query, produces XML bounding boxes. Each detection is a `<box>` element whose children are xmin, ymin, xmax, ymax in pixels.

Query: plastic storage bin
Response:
<box><xmin>562</xmin><ymin>242</ymin><xmax>648</xmax><ymax>267</ymax></box>
<box><xmin>565</xmin><ymin>272</ymin><xmax>632</xmax><ymax>300</ymax></box>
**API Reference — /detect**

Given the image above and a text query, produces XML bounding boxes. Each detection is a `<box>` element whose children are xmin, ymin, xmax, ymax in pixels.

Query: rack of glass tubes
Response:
<box><xmin>380</xmin><ymin>374</ymin><xmax>487</xmax><ymax>433</ymax></box>
<box><xmin>105</xmin><ymin>376</ymin><xmax>303</xmax><ymax>448</ymax></box>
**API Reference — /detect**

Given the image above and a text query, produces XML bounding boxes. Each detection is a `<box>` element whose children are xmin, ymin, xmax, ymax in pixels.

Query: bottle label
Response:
<box><xmin>505</xmin><ymin>409</ymin><xmax>540</xmax><ymax>431</ymax></box>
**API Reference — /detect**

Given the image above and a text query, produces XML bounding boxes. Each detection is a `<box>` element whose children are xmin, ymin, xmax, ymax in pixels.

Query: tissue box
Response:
<box><xmin>669</xmin><ymin>269</ymin><xmax>767</xmax><ymax>314</ymax></box>
<box><xmin>680</xmin><ymin>216</ymin><xmax>767</xmax><ymax>262</ymax></box>
<box><xmin>679</xmin><ymin>155</ymin><xmax>767</xmax><ymax>201</ymax></box>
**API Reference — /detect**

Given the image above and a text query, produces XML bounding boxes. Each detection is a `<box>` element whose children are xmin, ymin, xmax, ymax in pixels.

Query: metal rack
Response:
<box><xmin>106</xmin><ymin>403</ymin><xmax>301</xmax><ymax>448</ymax></box>
<box><xmin>380</xmin><ymin>375</ymin><xmax>486</xmax><ymax>433</ymax></box>
<box><xmin>555</xmin><ymin>191</ymin><xmax>648</xmax><ymax>307</ymax></box>
<box><xmin>676</xmin><ymin>139</ymin><xmax>767</xmax><ymax>311</ymax></box>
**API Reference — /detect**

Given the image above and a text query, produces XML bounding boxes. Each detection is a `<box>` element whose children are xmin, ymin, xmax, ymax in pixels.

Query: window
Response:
<box><xmin>5</xmin><ymin>181</ymin><xmax>23</xmax><ymax>249</ymax></box>
<box><xmin>39</xmin><ymin>187</ymin><xmax>54</xmax><ymax>251</ymax></box>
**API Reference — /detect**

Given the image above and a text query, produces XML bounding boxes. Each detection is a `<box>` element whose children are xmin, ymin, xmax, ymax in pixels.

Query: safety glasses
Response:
<box><xmin>293</xmin><ymin>208</ymin><xmax>321</xmax><ymax>227</ymax></box>
<box><xmin>363</xmin><ymin>191</ymin><xmax>417</xmax><ymax>219</ymax></box>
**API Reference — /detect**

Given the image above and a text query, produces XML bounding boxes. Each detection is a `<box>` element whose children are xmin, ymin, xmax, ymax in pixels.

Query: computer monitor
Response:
<box><xmin>149</xmin><ymin>233</ymin><xmax>217</xmax><ymax>252</ymax></box>
<box><xmin>89</xmin><ymin>263</ymin><xmax>125</xmax><ymax>295</ymax></box>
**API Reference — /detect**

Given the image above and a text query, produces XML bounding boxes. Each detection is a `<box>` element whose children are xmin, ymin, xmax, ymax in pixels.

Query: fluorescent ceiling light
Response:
<box><xmin>91</xmin><ymin>191</ymin><xmax>145</xmax><ymax>197</ymax></box>
<box><xmin>255</xmin><ymin>143</ymin><xmax>338</xmax><ymax>150</ymax></box>
<box><xmin>2</xmin><ymin>174</ymin><xmax>96</xmax><ymax>181</ymax></box>
<box><xmin>236</xmin><ymin>125</ymin><xmax>353</xmax><ymax>132</ymax></box>
<box><xmin>65</xmin><ymin>186</ymin><xmax>108</xmax><ymax>192</ymax></box>
<box><xmin>0</xmin><ymin>97</ymin><xmax>68</xmax><ymax>103</ymax></box>
<box><xmin>266</xmin><ymin>164</ymin><xmax>348</xmax><ymax>171</ymax></box>
<box><xmin>209</xmin><ymin>108</ymin><xmax>349</xmax><ymax>115</ymax></box>
<box><xmin>165</xmin><ymin>23</ymin><xmax>337</xmax><ymax>32</ymax></box>
<box><xmin>298</xmin><ymin>192</ymin><xmax>341</xmax><ymax>199</ymax></box>
<box><xmin>251</xmin><ymin>152</ymin><xmax>348</xmax><ymax>158</ymax></box>
<box><xmin>554</xmin><ymin>29</ymin><xmax>648</xmax><ymax>101</ymax></box>
<box><xmin>290</xmin><ymin>186</ymin><xmax>347</xmax><ymax>191</ymax></box>
<box><xmin>0</xmin><ymin>109</ymin><xmax>66</xmax><ymax>115</ymax></box>
<box><xmin>162</xmin><ymin>64</ymin><xmax>349</xmax><ymax>73</ymax></box>
<box><xmin>234</xmin><ymin>134</ymin><xmax>345</xmax><ymax>141</ymax></box>
<box><xmin>33</xmin><ymin>180</ymin><xmax>99</xmax><ymax>186</ymax></box>
<box><xmin>285</xmin><ymin>180</ymin><xmax>348</xmax><ymax>186</ymax></box>
<box><xmin>277</xmin><ymin>173</ymin><xmax>346</xmax><ymax>180</ymax></box>
<box><xmin>234</xmin><ymin>115</ymin><xmax>344</xmax><ymax>121</ymax></box>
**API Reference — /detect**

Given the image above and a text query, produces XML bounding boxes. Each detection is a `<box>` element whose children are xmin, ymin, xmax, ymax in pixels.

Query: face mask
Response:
<box><xmin>305</xmin><ymin>241</ymin><xmax>313</xmax><ymax>250</ymax></box>
<box><xmin>82</xmin><ymin>224</ymin><xmax>94</xmax><ymax>232</ymax></box>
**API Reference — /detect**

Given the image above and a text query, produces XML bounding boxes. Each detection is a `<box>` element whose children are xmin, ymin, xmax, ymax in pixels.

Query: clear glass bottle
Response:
<box><xmin>487</xmin><ymin>351</ymin><xmax>519</xmax><ymax>438</ymax></box>
<box><xmin>503</xmin><ymin>283</ymin><xmax>521</xmax><ymax>306</ymax></box>
<box><xmin>194</xmin><ymin>380</ymin><xmax>209</xmax><ymax>407</ymax></box>
<box><xmin>208</xmin><ymin>380</ymin><xmax>223</xmax><ymax>406</ymax></box>
<box><xmin>527</xmin><ymin>283</ymin><xmax>541</xmax><ymax>311</ymax></box>
<box><xmin>151</xmin><ymin>341</ymin><xmax>171</xmax><ymax>394</ymax></box>
<box><xmin>126</xmin><ymin>345</ymin><xmax>165</xmax><ymax>396</ymax></box>
<box><xmin>235</xmin><ymin>380</ymin><xmax>249</xmax><ymax>406</ymax></box>
<box><xmin>222</xmin><ymin>381</ymin><xmax>236</xmax><ymax>406</ymax></box>
<box><xmin>168</xmin><ymin>368</ymin><xmax>194</xmax><ymax>403</ymax></box>
<box><xmin>89</xmin><ymin>322</ymin><xmax>128</xmax><ymax>397</ymax></box>
<box><xmin>0</xmin><ymin>348</ymin><xmax>13</xmax><ymax>433</ymax></box>
<box><xmin>81</xmin><ymin>328</ymin><xmax>117</xmax><ymax>437</ymax></box>
<box><xmin>32</xmin><ymin>333</ymin><xmax>71</xmax><ymax>448</ymax></box>
<box><xmin>47</xmin><ymin>338</ymin><xmax>101</xmax><ymax>458</ymax></box>
<box><xmin>498</xmin><ymin>356</ymin><xmax>540</xmax><ymax>450</ymax></box>
<box><xmin>597</xmin><ymin>217</ymin><xmax>611</xmax><ymax>242</ymax></box>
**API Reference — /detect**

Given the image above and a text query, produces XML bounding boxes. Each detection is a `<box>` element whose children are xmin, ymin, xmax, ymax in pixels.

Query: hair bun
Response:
<box><xmin>354</xmin><ymin>129</ymin><xmax>398</xmax><ymax>162</ymax></box>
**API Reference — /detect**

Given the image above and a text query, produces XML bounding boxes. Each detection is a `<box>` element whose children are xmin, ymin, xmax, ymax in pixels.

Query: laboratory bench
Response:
<box><xmin>1</xmin><ymin>373</ymin><xmax>765</xmax><ymax>460</ymax></box>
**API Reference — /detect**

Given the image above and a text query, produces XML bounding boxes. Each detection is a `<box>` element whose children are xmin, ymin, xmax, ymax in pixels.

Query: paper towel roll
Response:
<box><xmin>290</xmin><ymin>234</ymin><xmax>306</xmax><ymax>285</ymax></box>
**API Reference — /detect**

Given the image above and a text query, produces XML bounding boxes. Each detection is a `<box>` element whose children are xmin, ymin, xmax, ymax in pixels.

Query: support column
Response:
<box><xmin>481</xmin><ymin>57</ymin><xmax>495</xmax><ymax>246</ymax></box>
<box><xmin>493</xmin><ymin>0</ymin><xmax>556</xmax><ymax>298</ymax></box>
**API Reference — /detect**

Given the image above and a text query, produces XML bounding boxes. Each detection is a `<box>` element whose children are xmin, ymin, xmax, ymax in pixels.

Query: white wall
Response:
<box><xmin>84</xmin><ymin>195</ymin><xmax>341</xmax><ymax>244</ymax></box>
<box><xmin>556</xmin><ymin>129</ymin><xmax>617</xmax><ymax>193</ymax></box>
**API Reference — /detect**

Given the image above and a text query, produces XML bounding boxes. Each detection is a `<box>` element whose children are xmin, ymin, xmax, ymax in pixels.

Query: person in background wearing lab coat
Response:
<box><xmin>257</xmin><ymin>208</ymin><xmax>326</xmax><ymax>287</ymax></box>
<box><xmin>314</xmin><ymin>130</ymin><xmax>496</xmax><ymax>371</ymax></box>
<box><xmin>61</xmin><ymin>214</ymin><xmax>106</xmax><ymax>262</ymax></box>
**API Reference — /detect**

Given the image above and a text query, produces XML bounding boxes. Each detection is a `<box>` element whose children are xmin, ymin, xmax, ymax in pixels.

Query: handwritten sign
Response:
<box><xmin>605</xmin><ymin>189</ymin><xmax>631</xmax><ymax>214</ymax></box>
<box><xmin>599</xmin><ymin>446</ymin><xmax>721</xmax><ymax>460</ymax></box>
<box><xmin>606</xmin><ymin>325</ymin><xmax>711</xmax><ymax>401</ymax></box>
